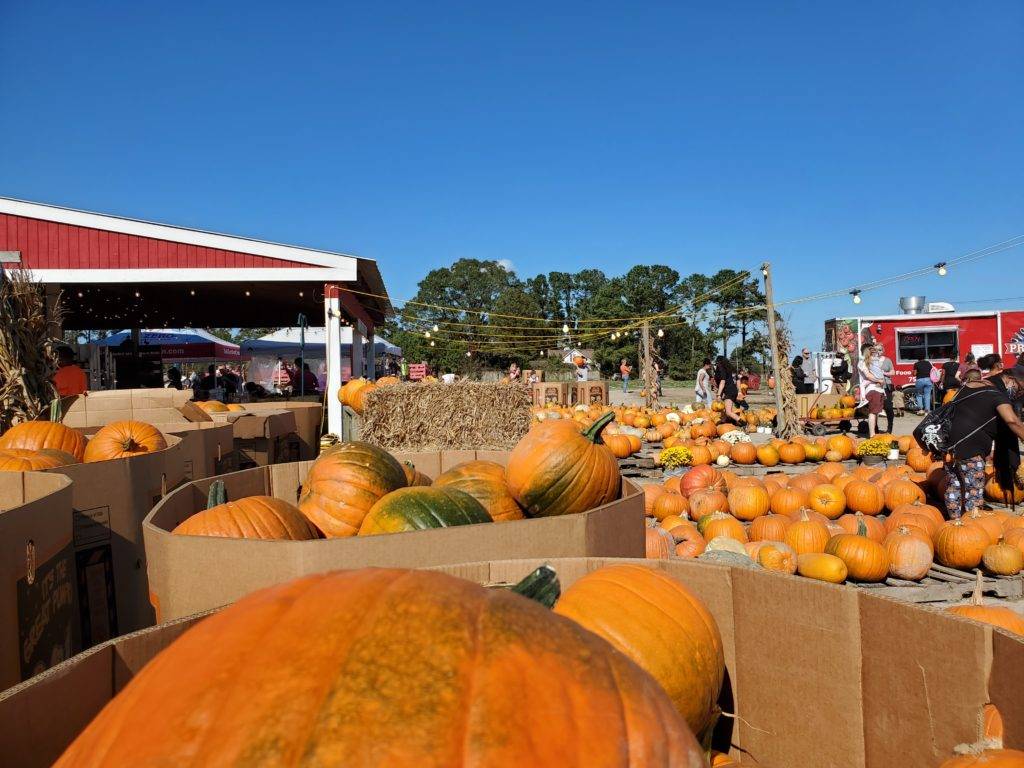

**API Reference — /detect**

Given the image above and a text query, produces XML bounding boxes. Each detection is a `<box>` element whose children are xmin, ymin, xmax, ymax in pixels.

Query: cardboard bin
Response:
<box><xmin>3</xmin><ymin>557</ymin><xmax>1023</xmax><ymax>768</ymax></box>
<box><xmin>43</xmin><ymin>436</ymin><xmax>186</xmax><ymax>647</ymax></box>
<box><xmin>194</xmin><ymin>410</ymin><xmax>299</xmax><ymax>469</ymax></box>
<box><xmin>571</xmin><ymin>380</ymin><xmax>609</xmax><ymax>407</ymax></box>
<box><xmin>154</xmin><ymin>422</ymin><xmax>237</xmax><ymax>481</ymax></box>
<box><xmin>142</xmin><ymin>450</ymin><xmax>644</xmax><ymax>621</ymax></box>
<box><xmin>0</xmin><ymin>472</ymin><xmax>78</xmax><ymax>692</ymax></box>
<box><xmin>240</xmin><ymin>401</ymin><xmax>322</xmax><ymax>460</ymax></box>
<box><xmin>60</xmin><ymin>389</ymin><xmax>195</xmax><ymax>428</ymax></box>
<box><xmin>531</xmin><ymin>381</ymin><xmax>569</xmax><ymax>407</ymax></box>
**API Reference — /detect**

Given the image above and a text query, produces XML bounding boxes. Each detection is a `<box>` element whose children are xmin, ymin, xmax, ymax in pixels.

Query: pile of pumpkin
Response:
<box><xmin>642</xmin><ymin>461</ymin><xmax>1024</xmax><ymax>636</ymax></box>
<box><xmin>192</xmin><ymin>400</ymin><xmax>246</xmax><ymax>413</ymax></box>
<box><xmin>806</xmin><ymin>394</ymin><xmax>859</xmax><ymax>420</ymax></box>
<box><xmin>173</xmin><ymin>412</ymin><xmax>623</xmax><ymax>540</ymax></box>
<box><xmin>0</xmin><ymin>420</ymin><xmax>169</xmax><ymax>471</ymax></box>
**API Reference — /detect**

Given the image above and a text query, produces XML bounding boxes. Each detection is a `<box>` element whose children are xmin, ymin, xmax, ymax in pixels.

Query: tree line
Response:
<box><xmin>384</xmin><ymin>260</ymin><xmax>770</xmax><ymax>379</ymax></box>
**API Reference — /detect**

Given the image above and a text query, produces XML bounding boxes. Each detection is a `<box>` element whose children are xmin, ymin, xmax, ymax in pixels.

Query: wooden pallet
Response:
<box><xmin>618</xmin><ymin>444</ymin><xmax>663</xmax><ymax>479</ymax></box>
<box><xmin>854</xmin><ymin>564</ymin><xmax>1023</xmax><ymax>603</ymax></box>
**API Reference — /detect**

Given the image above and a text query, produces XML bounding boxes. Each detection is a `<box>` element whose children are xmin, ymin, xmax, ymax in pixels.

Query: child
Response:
<box><xmin>736</xmin><ymin>375</ymin><xmax>750</xmax><ymax>410</ymax></box>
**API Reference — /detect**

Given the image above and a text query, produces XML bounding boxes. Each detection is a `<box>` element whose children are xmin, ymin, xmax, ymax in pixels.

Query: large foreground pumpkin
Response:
<box><xmin>82</xmin><ymin>421</ymin><xmax>167</xmax><ymax>462</ymax></box>
<box><xmin>55</xmin><ymin>569</ymin><xmax>703</xmax><ymax>767</ymax></box>
<box><xmin>505</xmin><ymin>412</ymin><xmax>620</xmax><ymax>517</ymax></box>
<box><xmin>358</xmin><ymin>486</ymin><xmax>492</xmax><ymax>535</ymax></box>
<box><xmin>433</xmin><ymin>460</ymin><xmax>525</xmax><ymax>522</ymax></box>
<box><xmin>298</xmin><ymin>442</ymin><xmax>408</xmax><ymax>537</ymax></box>
<box><xmin>553</xmin><ymin>564</ymin><xmax>724</xmax><ymax>741</ymax></box>
<box><xmin>0</xmin><ymin>420</ymin><xmax>87</xmax><ymax>461</ymax></box>
<box><xmin>173</xmin><ymin>496</ymin><xmax>321</xmax><ymax>540</ymax></box>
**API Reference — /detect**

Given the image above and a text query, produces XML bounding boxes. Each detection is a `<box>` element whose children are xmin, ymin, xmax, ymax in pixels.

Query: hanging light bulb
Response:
<box><xmin>425</xmin><ymin>331</ymin><xmax>431</xmax><ymax>338</ymax></box>
<box><xmin>466</xmin><ymin>351</ymin><xmax>472</xmax><ymax>357</ymax></box>
<box><xmin>935</xmin><ymin>262</ymin><xmax>948</xmax><ymax>276</ymax></box>
<box><xmin>244</xmin><ymin>290</ymin><xmax>251</xmax><ymax>297</ymax></box>
<box><xmin>189</xmin><ymin>289</ymin><xmax>196</xmax><ymax>296</ymax></box>
<box><xmin>610</xmin><ymin>333</ymin><xmax>616</xmax><ymax>340</ymax></box>
<box><xmin>430</xmin><ymin>340</ymin><xmax>435</xmax><ymax>347</ymax></box>
<box><xmin>562</xmin><ymin>323</ymin><xmax>570</xmax><ymax>334</ymax></box>
<box><xmin>657</xmin><ymin>328</ymin><xmax>664</xmax><ymax>338</ymax></box>
<box><xmin>851</xmin><ymin>289</ymin><xmax>862</xmax><ymax>304</ymax></box>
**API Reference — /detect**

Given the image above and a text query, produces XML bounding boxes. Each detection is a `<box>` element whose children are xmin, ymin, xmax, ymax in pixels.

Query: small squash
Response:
<box><xmin>797</xmin><ymin>553</ymin><xmax>848</xmax><ymax>583</ymax></box>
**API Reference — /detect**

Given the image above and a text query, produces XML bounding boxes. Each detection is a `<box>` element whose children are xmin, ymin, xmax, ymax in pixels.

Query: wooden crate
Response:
<box><xmin>531</xmin><ymin>381</ymin><xmax>569</xmax><ymax>407</ymax></box>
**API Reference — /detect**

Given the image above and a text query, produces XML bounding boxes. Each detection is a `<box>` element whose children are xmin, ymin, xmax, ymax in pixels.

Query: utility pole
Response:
<box><xmin>762</xmin><ymin>262</ymin><xmax>786</xmax><ymax>434</ymax></box>
<box><xmin>641</xmin><ymin>320</ymin><xmax>653</xmax><ymax>408</ymax></box>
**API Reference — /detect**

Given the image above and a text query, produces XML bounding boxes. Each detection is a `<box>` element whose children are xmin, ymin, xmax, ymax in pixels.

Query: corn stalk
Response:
<box><xmin>773</xmin><ymin>319</ymin><xmax>803</xmax><ymax>439</ymax></box>
<box><xmin>0</xmin><ymin>268</ymin><xmax>63</xmax><ymax>432</ymax></box>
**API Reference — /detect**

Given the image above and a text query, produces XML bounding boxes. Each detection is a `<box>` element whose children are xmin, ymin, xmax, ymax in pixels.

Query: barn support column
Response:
<box><xmin>324</xmin><ymin>285</ymin><xmax>344</xmax><ymax>437</ymax></box>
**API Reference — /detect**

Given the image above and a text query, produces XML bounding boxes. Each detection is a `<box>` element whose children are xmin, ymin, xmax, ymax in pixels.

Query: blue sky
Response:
<box><xmin>2</xmin><ymin>2</ymin><xmax>1022</xmax><ymax>352</ymax></box>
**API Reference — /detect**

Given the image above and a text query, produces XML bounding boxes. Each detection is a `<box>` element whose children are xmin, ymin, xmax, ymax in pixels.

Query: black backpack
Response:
<box><xmin>912</xmin><ymin>388</ymin><xmax>990</xmax><ymax>457</ymax></box>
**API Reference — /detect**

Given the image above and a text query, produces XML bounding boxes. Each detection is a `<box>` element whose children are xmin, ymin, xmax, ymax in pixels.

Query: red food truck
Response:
<box><xmin>825</xmin><ymin>306</ymin><xmax>1024</xmax><ymax>386</ymax></box>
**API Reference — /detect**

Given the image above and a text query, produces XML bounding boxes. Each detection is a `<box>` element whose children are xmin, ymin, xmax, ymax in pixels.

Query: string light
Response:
<box><xmin>851</xmin><ymin>289</ymin><xmax>862</xmax><ymax>304</ymax></box>
<box><xmin>562</xmin><ymin>324</ymin><xmax>570</xmax><ymax>334</ymax></box>
<box><xmin>466</xmin><ymin>351</ymin><xmax>472</xmax><ymax>357</ymax></box>
<box><xmin>657</xmin><ymin>328</ymin><xmax>664</xmax><ymax>338</ymax></box>
<box><xmin>189</xmin><ymin>290</ymin><xmax>195</xmax><ymax>296</ymax></box>
<box><xmin>429</xmin><ymin>340</ymin><xmax>435</xmax><ymax>347</ymax></box>
<box><xmin>298</xmin><ymin>291</ymin><xmax>304</xmax><ymax>297</ymax></box>
<box><xmin>244</xmin><ymin>290</ymin><xmax>251</xmax><ymax>297</ymax></box>
<box><xmin>134</xmin><ymin>291</ymin><xmax>140</xmax><ymax>298</ymax></box>
<box><xmin>432</xmin><ymin>324</ymin><xmax>439</xmax><ymax>332</ymax></box>
<box><xmin>935</xmin><ymin>262</ymin><xmax>948</xmax><ymax>276</ymax></box>
<box><xmin>424</xmin><ymin>331</ymin><xmax>431</xmax><ymax>338</ymax></box>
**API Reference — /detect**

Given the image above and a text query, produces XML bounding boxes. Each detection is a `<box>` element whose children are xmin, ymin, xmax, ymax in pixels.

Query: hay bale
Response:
<box><xmin>360</xmin><ymin>381</ymin><xmax>532</xmax><ymax>451</ymax></box>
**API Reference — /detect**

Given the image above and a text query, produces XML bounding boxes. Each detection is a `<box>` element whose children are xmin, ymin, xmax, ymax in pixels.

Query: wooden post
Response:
<box><xmin>762</xmin><ymin>262</ymin><xmax>787</xmax><ymax>433</ymax></box>
<box><xmin>641</xmin><ymin>320</ymin><xmax>654</xmax><ymax>408</ymax></box>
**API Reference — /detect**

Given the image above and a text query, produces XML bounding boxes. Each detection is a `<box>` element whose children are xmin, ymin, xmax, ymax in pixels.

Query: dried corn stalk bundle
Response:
<box><xmin>360</xmin><ymin>381</ymin><xmax>532</xmax><ymax>451</ymax></box>
<box><xmin>0</xmin><ymin>268</ymin><xmax>62</xmax><ymax>432</ymax></box>
<box><xmin>774</xmin><ymin>320</ymin><xmax>803</xmax><ymax>439</ymax></box>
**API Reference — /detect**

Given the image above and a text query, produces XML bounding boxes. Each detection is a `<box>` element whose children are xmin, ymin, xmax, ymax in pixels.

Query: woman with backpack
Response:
<box><xmin>932</xmin><ymin>368</ymin><xmax>1024</xmax><ymax>518</ymax></box>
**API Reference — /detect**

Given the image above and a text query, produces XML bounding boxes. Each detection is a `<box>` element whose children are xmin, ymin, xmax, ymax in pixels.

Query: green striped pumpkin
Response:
<box><xmin>358</xmin><ymin>487</ymin><xmax>492</xmax><ymax>536</ymax></box>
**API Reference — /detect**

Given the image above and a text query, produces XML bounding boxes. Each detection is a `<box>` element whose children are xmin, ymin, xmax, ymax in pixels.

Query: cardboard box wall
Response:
<box><xmin>60</xmin><ymin>389</ymin><xmax>195</xmax><ymax>428</ymax></box>
<box><xmin>43</xmin><ymin>437</ymin><xmax>186</xmax><ymax>647</ymax></box>
<box><xmin>201</xmin><ymin>410</ymin><xmax>299</xmax><ymax>468</ymax></box>
<box><xmin>531</xmin><ymin>380</ymin><xmax>569</xmax><ymax>407</ymax></box>
<box><xmin>3</xmin><ymin>557</ymin><xmax>1022</xmax><ymax>768</ymax></box>
<box><xmin>239</xmin><ymin>401</ymin><xmax>322</xmax><ymax>460</ymax></box>
<box><xmin>0</xmin><ymin>472</ymin><xmax>78</xmax><ymax>692</ymax></box>
<box><xmin>143</xmin><ymin>450</ymin><xmax>644</xmax><ymax>621</ymax></box>
<box><xmin>154</xmin><ymin>422</ymin><xmax>236</xmax><ymax>481</ymax></box>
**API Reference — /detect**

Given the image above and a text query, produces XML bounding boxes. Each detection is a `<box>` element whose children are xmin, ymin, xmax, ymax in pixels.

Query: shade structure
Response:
<box><xmin>94</xmin><ymin>328</ymin><xmax>240</xmax><ymax>361</ymax></box>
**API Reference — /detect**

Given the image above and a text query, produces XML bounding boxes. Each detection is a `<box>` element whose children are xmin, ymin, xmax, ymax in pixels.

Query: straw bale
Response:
<box><xmin>360</xmin><ymin>381</ymin><xmax>532</xmax><ymax>451</ymax></box>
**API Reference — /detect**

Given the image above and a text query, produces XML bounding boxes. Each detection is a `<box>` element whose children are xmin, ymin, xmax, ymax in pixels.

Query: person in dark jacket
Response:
<box><xmin>791</xmin><ymin>356</ymin><xmax>808</xmax><ymax>394</ymax></box>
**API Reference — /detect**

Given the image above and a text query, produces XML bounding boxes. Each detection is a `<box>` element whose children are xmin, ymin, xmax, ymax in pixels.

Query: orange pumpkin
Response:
<box><xmin>0</xmin><ymin>420</ymin><xmax>87</xmax><ymax>461</ymax></box>
<box><xmin>602</xmin><ymin>433</ymin><xmax>634</xmax><ymax>459</ymax></box>
<box><xmin>808</xmin><ymin>483</ymin><xmax>847</xmax><ymax>520</ymax></box>
<box><xmin>698</xmin><ymin>511</ymin><xmax>747</xmax><ymax>543</ymax></box>
<box><xmin>784</xmin><ymin>511</ymin><xmax>831</xmax><ymax>555</ymax></box>
<box><xmin>0</xmin><ymin>448</ymin><xmax>78</xmax><ymax>472</ymax></box>
<box><xmin>934</xmin><ymin>519</ymin><xmax>990</xmax><ymax>569</ymax></box>
<box><xmin>643</xmin><ymin>484</ymin><xmax>666</xmax><ymax>516</ymax></box>
<box><xmin>82</xmin><ymin>421</ymin><xmax>167</xmax><ymax>462</ymax></box>
<box><xmin>679</xmin><ymin>464</ymin><xmax>725</xmax><ymax>498</ymax></box>
<box><xmin>195</xmin><ymin>400</ymin><xmax>229</xmax><ymax>413</ymax></box>
<box><xmin>824</xmin><ymin>520</ymin><xmax>889</xmax><ymax>582</ymax></box>
<box><xmin>947</xmin><ymin>576</ymin><xmax>1024</xmax><ymax>637</ymax></box>
<box><xmin>985</xmin><ymin>477</ymin><xmax>1024</xmax><ymax>504</ymax></box>
<box><xmin>884</xmin><ymin>525</ymin><xmax>933</xmax><ymax>580</ymax></box>
<box><xmin>727</xmin><ymin>485</ymin><xmax>770</xmax><ymax>522</ymax></box>
<box><xmin>673</xmin><ymin>526</ymin><xmax>707</xmax><ymax>558</ymax></box>
<box><xmin>298</xmin><ymin>442</ymin><xmax>409</xmax><ymax>537</ymax></box>
<box><xmin>769</xmin><ymin>487</ymin><xmax>807</xmax><ymax>517</ymax></box>
<box><xmin>756</xmin><ymin>445</ymin><xmax>780</xmax><ymax>467</ymax></box>
<box><xmin>347</xmin><ymin>381</ymin><xmax>377</xmax><ymax>415</ymax></box>
<box><xmin>757</xmin><ymin>542</ymin><xmax>797</xmax><ymax>574</ymax></box>
<box><xmin>749</xmin><ymin>513</ymin><xmax>791</xmax><ymax>542</ymax></box>
<box><xmin>778</xmin><ymin>443</ymin><xmax>806</xmax><ymax>464</ymax></box>
<box><xmin>884</xmin><ymin>510</ymin><xmax>940</xmax><ymax>539</ymax></box>
<box><xmin>506</xmin><ymin>413</ymin><xmax>620</xmax><ymax>517</ymax></box>
<box><xmin>554</xmin><ymin>564</ymin><xmax>725</xmax><ymax>740</ymax></box>
<box><xmin>843</xmin><ymin>480</ymin><xmax>885</xmax><ymax>516</ymax></box>
<box><xmin>981</xmin><ymin>542</ymin><xmax>1024</xmax><ymax>576</ymax></box>
<box><xmin>645</xmin><ymin>527</ymin><xmax>674</xmax><ymax>559</ymax></box>
<box><xmin>817</xmin><ymin>462</ymin><xmax>846</xmax><ymax>482</ymax></box>
<box><xmin>57</xmin><ymin>568</ymin><xmax>703</xmax><ymax>766</ymax></box>
<box><xmin>1005</xmin><ymin>529</ymin><xmax>1024</xmax><ymax>558</ymax></box>
<box><xmin>729</xmin><ymin>442</ymin><xmax>757</xmax><ymax>465</ymax></box>
<box><xmin>938</xmin><ymin>749</ymin><xmax>1024</xmax><ymax>767</ymax></box>
<box><xmin>835</xmin><ymin>512</ymin><xmax>885</xmax><ymax>543</ymax></box>
<box><xmin>905</xmin><ymin>446</ymin><xmax>933</xmax><ymax>473</ymax></box>
<box><xmin>689</xmin><ymin>488</ymin><xmax>729</xmax><ymax>518</ymax></box>
<box><xmin>173</xmin><ymin>496</ymin><xmax>321</xmax><ymax>539</ymax></box>
<box><xmin>961</xmin><ymin>511</ymin><xmax>1003</xmax><ymax>545</ymax></box>
<box><xmin>433</xmin><ymin>460</ymin><xmax>526</xmax><ymax>522</ymax></box>
<box><xmin>689</xmin><ymin>446</ymin><xmax>714</xmax><ymax>466</ymax></box>
<box><xmin>826</xmin><ymin>435</ymin><xmax>856</xmax><ymax>460</ymax></box>
<box><xmin>653</xmin><ymin>492</ymin><xmax>690</xmax><ymax>522</ymax></box>
<box><xmin>787</xmin><ymin>473</ymin><xmax>823</xmax><ymax>495</ymax></box>
<box><xmin>883</xmin><ymin>479</ymin><xmax>926</xmax><ymax>511</ymax></box>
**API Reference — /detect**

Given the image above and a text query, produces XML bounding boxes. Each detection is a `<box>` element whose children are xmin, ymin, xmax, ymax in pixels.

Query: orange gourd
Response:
<box><xmin>653</xmin><ymin>492</ymin><xmax>689</xmax><ymax>522</ymax></box>
<box><xmin>82</xmin><ymin>421</ymin><xmax>167</xmax><ymax>462</ymax></box>
<box><xmin>769</xmin><ymin>487</ymin><xmax>807</xmax><ymax>517</ymax></box>
<box><xmin>0</xmin><ymin>421</ymin><xmax>87</xmax><ymax>461</ymax></box>
<box><xmin>835</xmin><ymin>512</ymin><xmax>885</xmax><ymax>543</ymax></box>
<box><xmin>554</xmin><ymin>565</ymin><xmax>725</xmax><ymax>740</ymax></box>
<box><xmin>679</xmin><ymin>464</ymin><xmax>725</xmax><ymax>497</ymax></box>
<box><xmin>884</xmin><ymin>479</ymin><xmax>926</xmax><ymax>511</ymax></box>
<box><xmin>698</xmin><ymin>511</ymin><xmax>747</xmax><ymax>543</ymax></box>
<box><xmin>56</xmin><ymin>568</ymin><xmax>703</xmax><ymax>766</ymax></box>
<box><xmin>796</xmin><ymin>552</ymin><xmax>848</xmax><ymax>583</ymax></box>
<box><xmin>689</xmin><ymin>488</ymin><xmax>729</xmax><ymax>518</ymax></box>
<box><xmin>506</xmin><ymin>413</ymin><xmax>620</xmax><ymax>517</ymax></box>
<box><xmin>756</xmin><ymin>445</ymin><xmax>780</xmax><ymax>467</ymax></box>
<box><xmin>749</xmin><ymin>513</ymin><xmax>791</xmax><ymax>542</ymax></box>
<box><xmin>757</xmin><ymin>542</ymin><xmax>797</xmax><ymax>574</ymax></box>
<box><xmin>645</xmin><ymin>527</ymin><xmax>674</xmax><ymax>559</ymax></box>
<box><xmin>729</xmin><ymin>442</ymin><xmax>757</xmax><ymax>465</ymax></box>
<box><xmin>824</xmin><ymin>520</ymin><xmax>889</xmax><ymax>582</ymax></box>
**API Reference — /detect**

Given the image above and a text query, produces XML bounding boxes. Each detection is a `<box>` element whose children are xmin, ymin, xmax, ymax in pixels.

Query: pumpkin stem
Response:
<box><xmin>856</xmin><ymin>519</ymin><xmax>867</xmax><ymax>537</ymax></box>
<box><xmin>206</xmin><ymin>480</ymin><xmax>227</xmax><ymax>510</ymax></box>
<box><xmin>583</xmin><ymin>412</ymin><xmax>616</xmax><ymax>445</ymax></box>
<box><xmin>971</xmin><ymin>570</ymin><xmax>984</xmax><ymax>606</ymax></box>
<box><xmin>509</xmin><ymin>565</ymin><xmax>561</xmax><ymax>608</ymax></box>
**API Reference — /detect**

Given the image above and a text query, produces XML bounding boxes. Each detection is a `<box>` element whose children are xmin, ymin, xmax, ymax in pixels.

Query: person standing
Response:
<box><xmin>830</xmin><ymin>353</ymin><xmax>851</xmax><ymax>395</ymax></box>
<box><xmin>508</xmin><ymin>362</ymin><xmax>521</xmax><ymax>382</ymax></box>
<box><xmin>875</xmin><ymin>344</ymin><xmax>896</xmax><ymax>433</ymax></box>
<box><xmin>400</xmin><ymin>358</ymin><xmax>409</xmax><ymax>381</ymax></box>
<box><xmin>619</xmin><ymin>359</ymin><xmax>632</xmax><ymax>393</ymax></box>
<box><xmin>958</xmin><ymin>353</ymin><xmax>980</xmax><ymax>382</ymax></box>
<box><xmin>52</xmin><ymin>346</ymin><xmax>88</xmax><ymax>397</ymax></box>
<box><xmin>913</xmin><ymin>357</ymin><xmax>935</xmax><ymax>415</ymax></box>
<box><xmin>940</xmin><ymin>357</ymin><xmax>961</xmax><ymax>403</ymax></box>
<box><xmin>800</xmin><ymin>348</ymin><xmax>816</xmax><ymax>392</ymax></box>
<box><xmin>694</xmin><ymin>359</ymin><xmax>713</xmax><ymax>407</ymax></box>
<box><xmin>857</xmin><ymin>343</ymin><xmax>885</xmax><ymax>438</ymax></box>
<box><xmin>791</xmin><ymin>356</ymin><xmax>808</xmax><ymax>393</ymax></box>
<box><xmin>939</xmin><ymin>371</ymin><xmax>1024</xmax><ymax>518</ymax></box>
